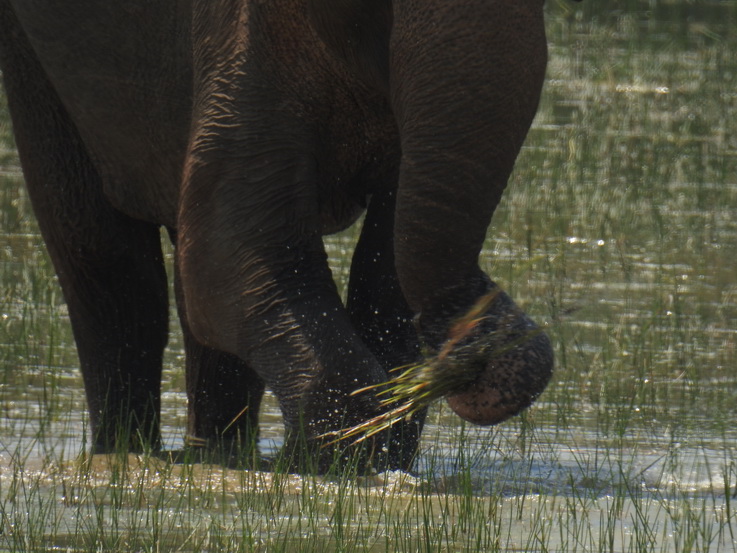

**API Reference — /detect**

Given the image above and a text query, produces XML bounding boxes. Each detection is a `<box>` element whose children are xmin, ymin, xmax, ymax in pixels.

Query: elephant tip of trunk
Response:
<box><xmin>445</xmin><ymin>326</ymin><xmax>554</xmax><ymax>426</ymax></box>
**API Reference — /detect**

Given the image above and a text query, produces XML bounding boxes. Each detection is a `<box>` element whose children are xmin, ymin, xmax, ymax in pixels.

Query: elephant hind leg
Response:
<box><xmin>172</xmin><ymin>258</ymin><xmax>265</xmax><ymax>466</ymax></box>
<box><xmin>1</xmin><ymin>20</ymin><xmax>169</xmax><ymax>453</ymax></box>
<box><xmin>183</xmin><ymin>338</ymin><xmax>265</xmax><ymax>467</ymax></box>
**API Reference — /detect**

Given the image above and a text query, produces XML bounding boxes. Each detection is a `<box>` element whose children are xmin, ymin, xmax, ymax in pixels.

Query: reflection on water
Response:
<box><xmin>1</xmin><ymin>2</ymin><xmax>737</xmax><ymax>551</ymax></box>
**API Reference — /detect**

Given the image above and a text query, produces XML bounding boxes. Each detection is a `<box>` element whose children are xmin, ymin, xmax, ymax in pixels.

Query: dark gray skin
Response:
<box><xmin>0</xmin><ymin>0</ymin><xmax>558</xmax><ymax>472</ymax></box>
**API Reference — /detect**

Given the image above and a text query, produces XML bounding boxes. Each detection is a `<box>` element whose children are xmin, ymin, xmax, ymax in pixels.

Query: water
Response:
<box><xmin>1</xmin><ymin>2</ymin><xmax>737</xmax><ymax>551</ymax></box>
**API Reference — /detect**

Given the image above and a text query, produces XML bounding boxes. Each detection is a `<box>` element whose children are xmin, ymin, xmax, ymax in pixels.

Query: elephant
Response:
<box><xmin>0</xmin><ymin>0</ymin><xmax>556</xmax><ymax>473</ymax></box>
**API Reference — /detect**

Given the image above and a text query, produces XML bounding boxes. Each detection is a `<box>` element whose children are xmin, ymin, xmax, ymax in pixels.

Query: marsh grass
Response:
<box><xmin>2</xmin><ymin>1</ymin><xmax>737</xmax><ymax>551</ymax></box>
<box><xmin>0</xmin><ymin>399</ymin><xmax>736</xmax><ymax>552</ymax></box>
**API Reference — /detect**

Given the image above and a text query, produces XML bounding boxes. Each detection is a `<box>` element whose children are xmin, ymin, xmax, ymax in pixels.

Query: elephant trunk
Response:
<box><xmin>390</xmin><ymin>0</ymin><xmax>552</xmax><ymax>424</ymax></box>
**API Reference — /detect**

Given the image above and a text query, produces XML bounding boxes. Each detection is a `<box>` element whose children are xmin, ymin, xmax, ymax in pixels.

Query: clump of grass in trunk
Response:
<box><xmin>324</xmin><ymin>291</ymin><xmax>546</xmax><ymax>446</ymax></box>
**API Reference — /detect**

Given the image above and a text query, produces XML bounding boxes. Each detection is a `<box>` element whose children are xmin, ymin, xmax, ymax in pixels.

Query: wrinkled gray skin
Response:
<box><xmin>0</xmin><ymin>0</ymin><xmax>558</xmax><ymax>472</ymax></box>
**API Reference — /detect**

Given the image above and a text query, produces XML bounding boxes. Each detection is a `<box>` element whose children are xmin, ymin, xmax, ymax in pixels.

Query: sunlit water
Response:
<box><xmin>1</xmin><ymin>3</ymin><xmax>737</xmax><ymax>552</ymax></box>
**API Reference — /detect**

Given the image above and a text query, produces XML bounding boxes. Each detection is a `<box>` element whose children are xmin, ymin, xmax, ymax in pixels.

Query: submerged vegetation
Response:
<box><xmin>1</xmin><ymin>1</ymin><xmax>737</xmax><ymax>551</ymax></box>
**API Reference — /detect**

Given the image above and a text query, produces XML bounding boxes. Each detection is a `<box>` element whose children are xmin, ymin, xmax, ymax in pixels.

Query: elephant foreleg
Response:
<box><xmin>179</xmin><ymin>3</ymin><xmax>408</xmax><ymax>471</ymax></box>
<box><xmin>178</xmin><ymin>120</ymin><xmax>393</xmax><ymax>472</ymax></box>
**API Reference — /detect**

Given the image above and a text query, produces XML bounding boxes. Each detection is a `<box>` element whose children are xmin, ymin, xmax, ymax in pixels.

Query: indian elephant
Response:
<box><xmin>0</xmin><ymin>0</ymin><xmax>557</xmax><ymax>472</ymax></box>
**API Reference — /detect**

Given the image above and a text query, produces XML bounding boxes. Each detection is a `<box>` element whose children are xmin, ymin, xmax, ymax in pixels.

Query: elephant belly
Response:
<box><xmin>10</xmin><ymin>0</ymin><xmax>192</xmax><ymax>227</ymax></box>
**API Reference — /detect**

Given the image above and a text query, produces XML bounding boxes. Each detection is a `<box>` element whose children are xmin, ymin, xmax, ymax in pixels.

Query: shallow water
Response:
<box><xmin>1</xmin><ymin>2</ymin><xmax>737</xmax><ymax>552</ymax></box>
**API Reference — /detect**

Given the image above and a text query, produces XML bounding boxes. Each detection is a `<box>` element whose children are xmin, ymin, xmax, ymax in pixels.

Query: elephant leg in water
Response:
<box><xmin>173</xmin><ymin>256</ymin><xmax>266</xmax><ymax>461</ymax></box>
<box><xmin>0</xmin><ymin>21</ymin><xmax>168</xmax><ymax>453</ymax></box>
<box><xmin>347</xmin><ymin>190</ymin><xmax>425</xmax><ymax>469</ymax></box>
<box><xmin>179</xmin><ymin>132</ymin><xmax>400</xmax><ymax>470</ymax></box>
